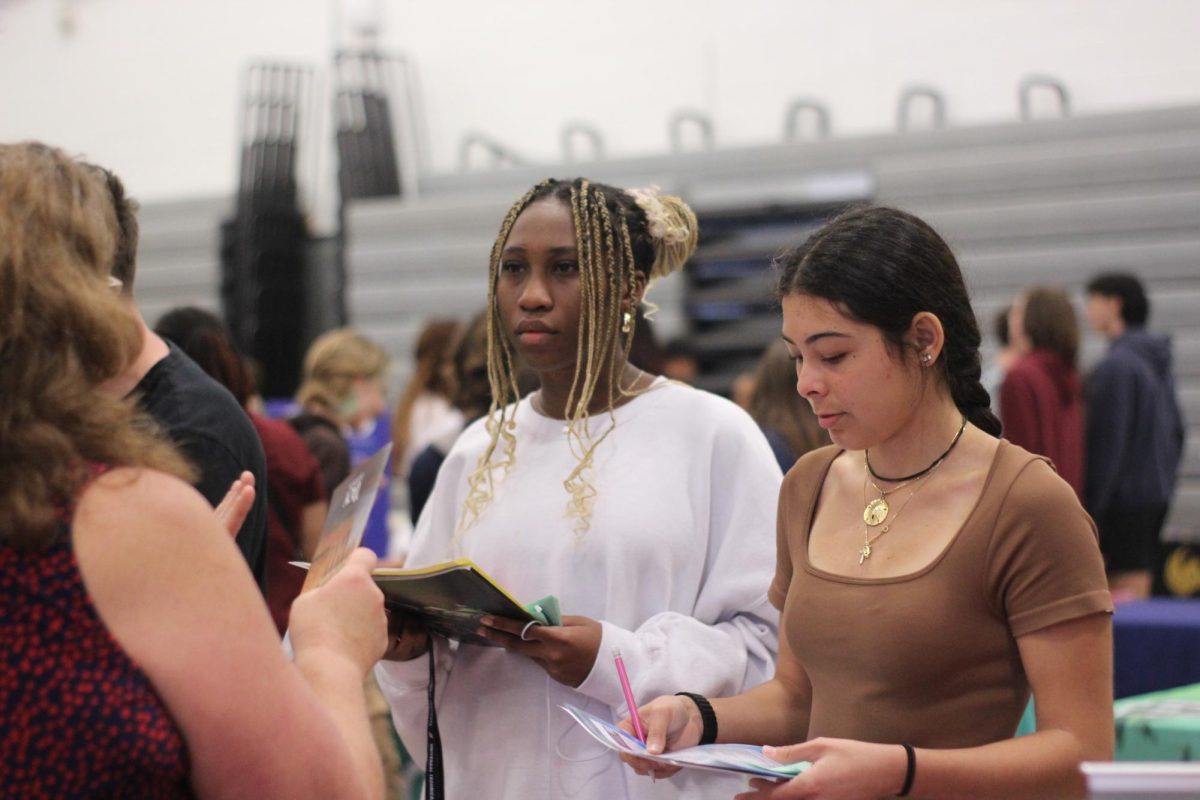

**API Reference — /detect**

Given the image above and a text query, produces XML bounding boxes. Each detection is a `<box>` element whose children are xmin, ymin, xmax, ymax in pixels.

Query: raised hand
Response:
<box><xmin>213</xmin><ymin>471</ymin><xmax>256</xmax><ymax>538</ymax></box>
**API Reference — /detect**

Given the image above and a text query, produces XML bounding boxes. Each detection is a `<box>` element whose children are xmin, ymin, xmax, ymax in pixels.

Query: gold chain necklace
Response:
<box><xmin>857</xmin><ymin>455</ymin><xmax>949</xmax><ymax>565</ymax></box>
<box><xmin>862</xmin><ymin>468</ymin><xmax>924</xmax><ymax>527</ymax></box>
<box><xmin>860</xmin><ymin>416</ymin><xmax>968</xmax><ymax>529</ymax></box>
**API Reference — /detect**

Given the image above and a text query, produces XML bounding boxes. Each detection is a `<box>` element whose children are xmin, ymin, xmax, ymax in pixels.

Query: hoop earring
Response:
<box><xmin>621</xmin><ymin>311</ymin><xmax>634</xmax><ymax>334</ymax></box>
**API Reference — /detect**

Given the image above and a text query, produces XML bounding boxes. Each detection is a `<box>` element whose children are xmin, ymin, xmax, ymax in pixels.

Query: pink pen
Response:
<box><xmin>613</xmin><ymin>646</ymin><xmax>646</xmax><ymax>744</ymax></box>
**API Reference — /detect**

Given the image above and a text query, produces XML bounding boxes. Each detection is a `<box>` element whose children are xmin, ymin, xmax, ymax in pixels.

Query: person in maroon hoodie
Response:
<box><xmin>1000</xmin><ymin>286</ymin><xmax>1085</xmax><ymax>499</ymax></box>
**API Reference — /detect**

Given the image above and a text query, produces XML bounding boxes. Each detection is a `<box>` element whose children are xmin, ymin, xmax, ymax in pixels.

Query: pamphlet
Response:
<box><xmin>560</xmin><ymin>704</ymin><xmax>810</xmax><ymax>780</ymax></box>
<box><xmin>299</xmin><ymin>443</ymin><xmax>393</xmax><ymax>593</ymax></box>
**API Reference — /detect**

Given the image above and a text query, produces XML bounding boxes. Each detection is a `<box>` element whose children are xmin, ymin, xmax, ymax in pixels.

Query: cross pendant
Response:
<box><xmin>859</xmin><ymin>542</ymin><xmax>871</xmax><ymax>564</ymax></box>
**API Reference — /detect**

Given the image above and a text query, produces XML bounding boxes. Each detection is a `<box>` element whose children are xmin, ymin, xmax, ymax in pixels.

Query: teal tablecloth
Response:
<box><xmin>1114</xmin><ymin>683</ymin><xmax>1200</xmax><ymax>761</ymax></box>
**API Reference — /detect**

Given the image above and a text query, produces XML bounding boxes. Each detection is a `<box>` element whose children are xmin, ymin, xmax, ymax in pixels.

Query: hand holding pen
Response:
<box><xmin>616</xmin><ymin>694</ymin><xmax>706</xmax><ymax>780</ymax></box>
<box><xmin>613</xmin><ymin>646</ymin><xmax>647</xmax><ymax>743</ymax></box>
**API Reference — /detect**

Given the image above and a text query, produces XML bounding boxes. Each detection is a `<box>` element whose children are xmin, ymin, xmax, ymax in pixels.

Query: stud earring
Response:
<box><xmin>921</xmin><ymin>352</ymin><xmax>934</xmax><ymax>365</ymax></box>
<box><xmin>622</xmin><ymin>311</ymin><xmax>634</xmax><ymax>334</ymax></box>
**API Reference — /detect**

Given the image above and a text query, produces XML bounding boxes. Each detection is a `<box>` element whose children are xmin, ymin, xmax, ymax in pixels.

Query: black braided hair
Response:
<box><xmin>774</xmin><ymin>205</ymin><xmax>1002</xmax><ymax>437</ymax></box>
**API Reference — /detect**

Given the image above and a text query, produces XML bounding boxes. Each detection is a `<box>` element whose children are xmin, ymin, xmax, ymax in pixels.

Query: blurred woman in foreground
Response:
<box><xmin>0</xmin><ymin>142</ymin><xmax>387</xmax><ymax>799</ymax></box>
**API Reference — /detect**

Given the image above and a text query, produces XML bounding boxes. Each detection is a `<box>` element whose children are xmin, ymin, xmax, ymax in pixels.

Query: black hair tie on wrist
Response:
<box><xmin>674</xmin><ymin>692</ymin><xmax>717</xmax><ymax>745</ymax></box>
<box><xmin>898</xmin><ymin>743</ymin><xmax>916</xmax><ymax>797</ymax></box>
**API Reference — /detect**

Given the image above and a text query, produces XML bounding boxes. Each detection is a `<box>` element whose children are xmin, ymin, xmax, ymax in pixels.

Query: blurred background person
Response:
<box><xmin>289</xmin><ymin>325</ymin><xmax>411</xmax><ymax>798</ymax></box>
<box><xmin>661</xmin><ymin>337</ymin><xmax>700</xmax><ymax>383</ymax></box>
<box><xmin>294</xmin><ymin>328</ymin><xmax>392</xmax><ymax>556</ymax></box>
<box><xmin>406</xmin><ymin>312</ymin><xmax>488</xmax><ymax>526</ymax></box>
<box><xmin>406</xmin><ymin>312</ymin><xmax>541</xmax><ymax>528</ymax></box>
<box><xmin>1084</xmin><ymin>272</ymin><xmax>1186</xmax><ymax>599</ymax></box>
<box><xmin>1000</xmin><ymin>286</ymin><xmax>1085</xmax><ymax>500</ymax></box>
<box><xmin>983</xmin><ymin>304</ymin><xmax>1019</xmax><ymax>416</ymax></box>
<box><xmin>0</xmin><ymin>141</ymin><xmax>386</xmax><ymax>800</ymax></box>
<box><xmin>731</xmin><ymin>370</ymin><xmax>756</xmax><ymax>411</ymax></box>
<box><xmin>627</xmin><ymin>305</ymin><xmax>667</xmax><ymax>376</ymax></box>
<box><xmin>154</xmin><ymin>306</ymin><xmax>328</xmax><ymax>635</ymax></box>
<box><xmin>747</xmin><ymin>338</ymin><xmax>829</xmax><ymax>472</ymax></box>
<box><xmin>390</xmin><ymin>318</ymin><xmax>462</xmax><ymax>481</ymax></box>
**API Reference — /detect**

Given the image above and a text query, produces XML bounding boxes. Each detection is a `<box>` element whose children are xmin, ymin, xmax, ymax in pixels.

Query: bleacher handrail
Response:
<box><xmin>1019</xmin><ymin>74</ymin><xmax>1072</xmax><ymax>121</ymax></box>
<box><xmin>897</xmin><ymin>85</ymin><xmax>947</xmax><ymax>132</ymax></box>
<box><xmin>561</xmin><ymin>122</ymin><xmax>606</xmax><ymax>163</ymax></box>
<box><xmin>458</xmin><ymin>132</ymin><xmax>527</xmax><ymax>172</ymax></box>
<box><xmin>783</xmin><ymin>98</ymin><xmax>832</xmax><ymax>142</ymax></box>
<box><xmin>669</xmin><ymin>110</ymin><xmax>715</xmax><ymax>153</ymax></box>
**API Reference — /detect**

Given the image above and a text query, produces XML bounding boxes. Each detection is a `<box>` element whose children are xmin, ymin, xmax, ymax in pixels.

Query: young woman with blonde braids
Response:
<box><xmin>377</xmin><ymin>178</ymin><xmax>783</xmax><ymax>799</ymax></box>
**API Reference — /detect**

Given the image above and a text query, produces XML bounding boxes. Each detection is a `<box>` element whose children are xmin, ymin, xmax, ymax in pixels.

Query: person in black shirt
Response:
<box><xmin>91</xmin><ymin>166</ymin><xmax>268</xmax><ymax>591</ymax></box>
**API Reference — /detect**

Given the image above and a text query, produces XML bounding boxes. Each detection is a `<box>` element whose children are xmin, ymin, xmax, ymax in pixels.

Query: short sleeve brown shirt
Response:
<box><xmin>770</xmin><ymin>440</ymin><xmax>1112</xmax><ymax>748</ymax></box>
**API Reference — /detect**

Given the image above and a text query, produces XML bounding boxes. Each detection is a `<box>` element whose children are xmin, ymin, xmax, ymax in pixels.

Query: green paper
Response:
<box><xmin>525</xmin><ymin>595</ymin><xmax>562</xmax><ymax>626</ymax></box>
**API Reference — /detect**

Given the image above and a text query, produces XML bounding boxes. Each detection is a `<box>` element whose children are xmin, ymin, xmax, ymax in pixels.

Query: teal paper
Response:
<box><xmin>525</xmin><ymin>595</ymin><xmax>562</xmax><ymax>626</ymax></box>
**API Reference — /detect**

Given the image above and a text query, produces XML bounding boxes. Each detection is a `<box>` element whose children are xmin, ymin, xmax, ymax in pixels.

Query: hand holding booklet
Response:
<box><xmin>290</xmin><ymin>443</ymin><xmax>561</xmax><ymax>647</ymax></box>
<box><xmin>560</xmin><ymin>704</ymin><xmax>810</xmax><ymax>780</ymax></box>
<box><xmin>372</xmin><ymin>559</ymin><xmax>561</xmax><ymax>647</ymax></box>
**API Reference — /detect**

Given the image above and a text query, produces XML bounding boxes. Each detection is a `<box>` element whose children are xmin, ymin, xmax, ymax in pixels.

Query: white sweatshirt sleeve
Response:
<box><xmin>575</xmin><ymin>405</ymin><xmax>782</xmax><ymax>708</ymax></box>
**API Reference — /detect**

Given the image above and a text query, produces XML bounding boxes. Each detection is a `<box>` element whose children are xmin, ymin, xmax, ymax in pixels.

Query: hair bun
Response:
<box><xmin>626</xmin><ymin>187</ymin><xmax>699</xmax><ymax>282</ymax></box>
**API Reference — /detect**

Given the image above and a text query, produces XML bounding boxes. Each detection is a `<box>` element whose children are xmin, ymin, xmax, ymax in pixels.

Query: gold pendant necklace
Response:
<box><xmin>863</xmin><ymin>497</ymin><xmax>890</xmax><ymax>527</ymax></box>
<box><xmin>857</xmin><ymin>417</ymin><xmax>967</xmax><ymax>549</ymax></box>
<box><xmin>861</xmin><ymin>464</ymin><xmax>921</xmax><ymax>527</ymax></box>
<box><xmin>857</xmin><ymin>454</ymin><xmax>947</xmax><ymax>564</ymax></box>
<box><xmin>859</xmin><ymin>535</ymin><xmax>878</xmax><ymax>564</ymax></box>
<box><xmin>859</xmin><ymin>498</ymin><xmax>915</xmax><ymax>564</ymax></box>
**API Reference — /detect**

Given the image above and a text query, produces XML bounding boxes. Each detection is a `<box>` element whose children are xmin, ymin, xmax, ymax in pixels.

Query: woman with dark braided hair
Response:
<box><xmin>377</xmin><ymin>178</ymin><xmax>782</xmax><ymax>798</ymax></box>
<box><xmin>624</xmin><ymin>207</ymin><xmax>1113</xmax><ymax>799</ymax></box>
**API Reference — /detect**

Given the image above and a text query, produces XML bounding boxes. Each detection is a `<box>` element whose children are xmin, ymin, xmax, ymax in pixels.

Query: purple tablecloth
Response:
<box><xmin>1113</xmin><ymin>599</ymin><xmax>1200</xmax><ymax>698</ymax></box>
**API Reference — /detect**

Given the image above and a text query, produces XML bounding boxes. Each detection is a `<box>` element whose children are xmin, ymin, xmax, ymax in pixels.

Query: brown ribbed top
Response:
<box><xmin>770</xmin><ymin>440</ymin><xmax>1112</xmax><ymax>747</ymax></box>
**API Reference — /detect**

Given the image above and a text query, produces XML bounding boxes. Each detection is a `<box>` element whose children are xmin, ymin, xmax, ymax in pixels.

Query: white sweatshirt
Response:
<box><xmin>376</xmin><ymin>378</ymin><xmax>782</xmax><ymax>799</ymax></box>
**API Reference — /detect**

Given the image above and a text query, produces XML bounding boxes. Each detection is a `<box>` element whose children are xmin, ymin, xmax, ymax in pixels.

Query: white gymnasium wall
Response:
<box><xmin>2</xmin><ymin>0</ymin><xmax>1199</xmax><ymax>202</ymax></box>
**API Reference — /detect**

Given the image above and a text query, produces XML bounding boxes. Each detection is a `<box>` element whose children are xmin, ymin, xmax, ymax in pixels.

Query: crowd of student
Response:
<box><xmin>0</xmin><ymin>139</ymin><xmax>1186</xmax><ymax>799</ymax></box>
<box><xmin>989</xmin><ymin>279</ymin><xmax>1186</xmax><ymax>601</ymax></box>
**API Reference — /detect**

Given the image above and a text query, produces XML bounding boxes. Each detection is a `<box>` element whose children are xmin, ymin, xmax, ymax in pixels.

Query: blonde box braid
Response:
<box><xmin>454</xmin><ymin>179</ymin><xmax>697</xmax><ymax>549</ymax></box>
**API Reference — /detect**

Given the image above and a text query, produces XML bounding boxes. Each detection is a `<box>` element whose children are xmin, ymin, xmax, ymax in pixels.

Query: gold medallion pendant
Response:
<box><xmin>863</xmin><ymin>497</ymin><xmax>889</xmax><ymax>527</ymax></box>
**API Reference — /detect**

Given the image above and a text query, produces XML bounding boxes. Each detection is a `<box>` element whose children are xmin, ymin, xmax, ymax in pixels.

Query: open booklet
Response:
<box><xmin>560</xmin><ymin>704</ymin><xmax>810</xmax><ymax>780</ymax></box>
<box><xmin>371</xmin><ymin>559</ymin><xmax>560</xmax><ymax>647</ymax></box>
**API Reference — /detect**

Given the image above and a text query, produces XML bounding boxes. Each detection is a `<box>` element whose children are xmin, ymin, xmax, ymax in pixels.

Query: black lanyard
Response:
<box><xmin>425</xmin><ymin>645</ymin><xmax>444</xmax><ymax>800</ymax></box>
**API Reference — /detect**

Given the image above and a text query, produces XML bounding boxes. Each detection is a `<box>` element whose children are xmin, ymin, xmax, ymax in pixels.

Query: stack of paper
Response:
<box><xmin>560</xmin><ymin>704</ymin><xmax>810</xmax><ymax>780</ymax></box>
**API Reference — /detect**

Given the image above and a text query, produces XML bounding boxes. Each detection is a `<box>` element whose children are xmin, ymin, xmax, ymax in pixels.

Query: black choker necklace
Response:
<box><xmin>866</xmin><ymin>417</ymin><xmax>968</xmax><ymax>483</ymax></box>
